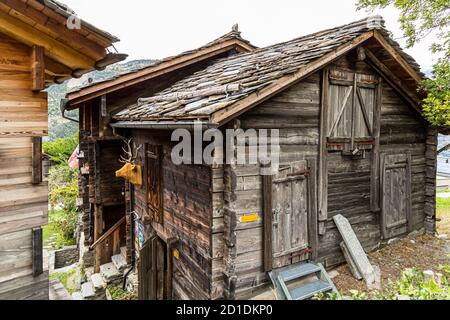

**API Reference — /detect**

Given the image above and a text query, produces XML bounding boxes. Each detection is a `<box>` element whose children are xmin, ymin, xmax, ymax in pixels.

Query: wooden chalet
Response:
<box><xmin>62</xmin><ymin>28</ymin><xmax>256</xmax><ymax>275</ymax></box>
<box><xmin>0</xmin><ymin>0</ymin><xmax>124</xmax><ymax>300</ymax></box>
<box><xmin>71</xmin><ymin>16</ymin><xmax>437</xmax><ymax>300</ymax></box>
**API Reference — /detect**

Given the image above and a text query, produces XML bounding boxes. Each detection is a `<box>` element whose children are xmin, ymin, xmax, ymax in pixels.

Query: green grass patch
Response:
<box><xmin>50</xmin><ymin>267</ymin><xmax>81</xmax><ymax>295</ymax></box>
<box><xmin>107</xmin><ymin>286</ymin><xmax>138</xmax><ymax>300</ymax></box>
<box><xmin>436</xmin><ymin>196</ymin><xmax>450</xmax><ymax>235</ymax></box>
<box><xmin>43</xmin><ymin>209</ymin><xmax>76</xmax><ymax>250</ymax></box>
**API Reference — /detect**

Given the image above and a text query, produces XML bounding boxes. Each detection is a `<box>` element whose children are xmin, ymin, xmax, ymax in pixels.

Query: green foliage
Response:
<box><xmin>107</xmin><ymin>286</ymin><xmax>138</xmax><ymax>300</ymax></box>
<box><xmin>318</xmin><ymin>266</ymin><xmax>450</xmax><ymax>300</ymax></box>
<box><xmin>43</xmin><ymin>133</ymin><xmax>78</xmax><ymax>165</ymax></box>
<box><xmin>357</xmin><ymin>0</ymin><xmax>450</xmax><ymax>127</ymax></box>
<box><xmin>44</xmin><ymin>131</ymin><xmax>79</xmax><ymax>245</ymax></box>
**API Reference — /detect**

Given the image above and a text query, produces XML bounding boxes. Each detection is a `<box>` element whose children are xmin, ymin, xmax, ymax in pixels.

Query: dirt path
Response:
<box><xmin>333</xmin><ymin>233</ymin><xmax>450</xmax><ymax>294</ymax></box>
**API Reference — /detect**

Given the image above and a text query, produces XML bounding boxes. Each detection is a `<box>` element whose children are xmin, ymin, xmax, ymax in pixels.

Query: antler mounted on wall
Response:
<box><xmin>119</xmin><ymin>138</ymin><xmax>142</xmax><ymax>164</ymax></box>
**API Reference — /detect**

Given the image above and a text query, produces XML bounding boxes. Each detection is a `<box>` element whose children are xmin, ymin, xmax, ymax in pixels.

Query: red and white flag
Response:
<box><xmin>68</xmin><ymin>145</ymin><xmax>79</xmax><ymax>169</ymax></box>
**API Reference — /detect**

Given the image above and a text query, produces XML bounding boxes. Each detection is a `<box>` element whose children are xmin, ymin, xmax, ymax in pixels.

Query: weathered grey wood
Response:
<box><xmin>307</xmin><ymin>158</ymin><xmax>318</xmax><ymax>260</ymax></box>
<box><xmin>370</xmin><ymin>78</ymin><xmax>382</xmax><ymax>212</ymax></box>
<box><xmin>333</xmin><ymin>214</ymin><xmax>375</xmax><ymax>285</ymax></box>
<box><xmin>32</xmin><ymin>227</ymin><xmax>43</xmax><ymax>277</ymax></box>
<box><xmin>318</xmin><ymin>68</ymin><xmax>329</xmax><ymax>234</ymax></box>
<box><xmin>262</xmin><ymin>161</ymin><xmax>273</xmax><ymax>272</ymax></box>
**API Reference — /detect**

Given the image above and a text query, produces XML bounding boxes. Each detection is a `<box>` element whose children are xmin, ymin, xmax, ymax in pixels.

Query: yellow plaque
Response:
<box><xmin>239</xmin><ymin>213</ymin><xmax>259</xmax><ymax>223</ymax></box>
<box><xmin>173</xmin><ymin>249</ymin><xmax>180</xmax><ymax>260</ymax></box>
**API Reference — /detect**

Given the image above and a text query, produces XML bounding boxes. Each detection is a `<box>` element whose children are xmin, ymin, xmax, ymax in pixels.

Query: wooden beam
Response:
<box><xmin>0</xmin><ymin>10</ymin><xmax>95</xmax><ymax>70</ymax></box>
<box><xmin>31</xmin><ymin>45</ymin><xmax>45</xmax><ymax>91</ymax></box>
<box><xmin>32</xmin><ymin>136</ymin><xmax>42</xmax><ymax>184</ymax></box>
<box><xmin>364</xmin><ymin>48</ymin><xmax>421</xmax><ymax>113</ymax></box>
<box><xmin>373</xmin><ymin>31</ymin><xmax>423</xmax><ymax>84</ymax></box>
<box><xmin>66</xmin><ymin>39</ymin><xmax>255</xmax><ymax>106</ymax></box>
<box><xmin>32</xmin><ymin>227</ymin><xmax>43</xmax><ymax>277</ymax></box>
<box><xmin>262</xmin><ymin>161</ymin><xmax>273</xmax><ymax>272</ymax></box>
<box><xmin>318</xmin><ymin>69</ymin><xmax>329</xmax><ymax>235</ymax></box>
<box><xmin>211</xmin><ymin>32</ymin><xmax>375</xmax><ymax>126</ymax></box>
<box><xmin>0</xmin><ymin>0</ymin><xmax>107</xmax><ymax>60</ymax></box>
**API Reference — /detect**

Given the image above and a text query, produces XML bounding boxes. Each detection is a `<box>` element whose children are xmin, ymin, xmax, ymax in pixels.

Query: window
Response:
<box><xmin>326</xmin><ymin>69</ymin><xmax>379</xmax><ymax>153</ymax></box>
<box><xmin>146</xmin><ymin>144</ymin><xmax>163</xmax><ymax>223</ymax></box>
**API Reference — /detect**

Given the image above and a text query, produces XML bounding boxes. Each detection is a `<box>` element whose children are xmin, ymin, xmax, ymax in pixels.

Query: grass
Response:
<box><xmin>43</xmin><ymin>209</ymin><xmax>76</xmax><ymax>250</ymax></box>
<box><xmin>50</xmin><ymin>267</ymin><xmax>81</xmax><ymax>294</ymax></box>
<box><xmin>436</xmin><ymin>195</ymin><xmax>450</xmax><ymax>235</ymax></box>
<box><xmin>107</xmin><ymin>286</ymin><xmax>138</xmax><ymax>300</ymax></box>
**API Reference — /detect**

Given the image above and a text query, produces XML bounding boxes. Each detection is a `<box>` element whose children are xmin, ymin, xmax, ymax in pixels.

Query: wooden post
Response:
<box><xmin>262</xmin><ymin>161</ymin><xmax>273</xmax><ymax>272</ymax></box>
<box><xmin>32</xmin><ymin>137</ymin><xmax>42</xmax><ymax>184</ymax></box>
<box><xmin>94</xmin><ymin>205</ymin><xmax>103</xmax><ymax>273</ymax></box>
<box><xmin>370</xmin><ymin>78</ymin><xmax>382</xmax><ymax>212</ymax></box>
<box><xmin>307</xmin><ymin>158</ymin><xmax>318</xmax><ymax>260</ymax></box>
<box><xmin>164</xmin><ymin>238</ymin><xmax>177</xmax><ymax>300</ymax></box>
<box><xmin>318</xmin><ymin>68</ymin><xmax>329</xmax><ymax>235</ymax></box>
<box><xmin>32</xmin><ymin>228</ymin><xmax>43</xmax><ymax>277</ymax></box>
<box><xmin>31</xmin><ymin>45</ymin><xmax>44</xmax><ymax>92</ymax></box>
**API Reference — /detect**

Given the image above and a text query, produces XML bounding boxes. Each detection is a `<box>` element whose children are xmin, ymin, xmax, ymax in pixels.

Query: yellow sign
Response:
<box><xmin>239</xmin><ymin>213</ymin><xmax>259</xmax><ymax>223</ymax></box>
<box><xmin>173</xmin><ymin>249</ymin><xmax>180</xmax><ymax>260</ymax></box>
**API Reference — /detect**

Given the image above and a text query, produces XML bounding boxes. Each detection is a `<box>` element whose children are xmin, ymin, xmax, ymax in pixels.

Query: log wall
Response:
<box><xmin>0</xmin><ymin>32</ymin><xmax>48</xmax><ymax>299</ymax></box>
<box><xmin>132</xmin><ymin>130</ymin><xmax>214</xmax><ymax>300</ymax></box>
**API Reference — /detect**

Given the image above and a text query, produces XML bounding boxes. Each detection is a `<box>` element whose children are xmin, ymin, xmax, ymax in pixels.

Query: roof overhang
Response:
<box><xmin>208</xmin><ymin>30</ymin><xmax>426</xmax><ymax>126</ymax></box>
<box><xmin>65</xmin><ymin>38</ymin><xmax>256</xmax><ymax>108</ymax></box>
<box><xmin>0</xmin><ymin>0</ymin><xmax>126</xmax><ymax>86</ymax></box>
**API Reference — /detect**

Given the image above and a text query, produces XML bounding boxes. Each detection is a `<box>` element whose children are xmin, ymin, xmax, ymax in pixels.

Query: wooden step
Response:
<box><xmin>290</xmin><ymin>280</ymin><xmax>333</xmax><ymax>300</ymax></box>
<box><xmin>279</xmin><ymin>263</ymin><xmax>321</xmax><ymax>282</ymax></box>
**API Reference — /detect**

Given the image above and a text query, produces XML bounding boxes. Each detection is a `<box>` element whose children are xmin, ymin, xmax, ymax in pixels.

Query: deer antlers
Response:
<box><xmin>119</xmin><ymin>138</ymin><xmax>142</xmax><ymax>164</ymax></box>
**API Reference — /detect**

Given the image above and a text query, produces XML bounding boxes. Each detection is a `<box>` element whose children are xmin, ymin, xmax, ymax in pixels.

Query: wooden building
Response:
<box><xmin>0</xmin><ymin>0</ymin><xmax>124</xmax><ymax>300</ymax></box>
<box><xmin>62</xmin><ymin>29</ymin><xmax>255</xmax><ymax>273</ymax></box>
<box><xmin>70</xmin><ymin>16</ymin><xmax>437</xmax><ymax>300</ymax></box>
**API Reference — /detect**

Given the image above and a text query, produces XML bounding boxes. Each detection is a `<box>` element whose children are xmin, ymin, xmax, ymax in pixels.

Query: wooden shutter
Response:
<box><xmin>146</xmin><ymin>144</ymin><xmax>163</xmax><ymax>223</ymax></box>
<box><xmin>327</xmin><ymin>69</ymin><xmax>378</xmax><ymax>151</ymax></box>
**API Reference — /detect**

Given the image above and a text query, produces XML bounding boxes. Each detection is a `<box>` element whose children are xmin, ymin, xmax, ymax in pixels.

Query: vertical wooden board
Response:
<box><xmin>31</xmin><ymin>136</ymin><xmax>42</xmax><ymax>184</ymax></box>
<box><xmin>30</xmin><ymin>45</ymin><xmax>44</xmax><ymax>92</ymax></box>
<box><xmin>156</xmin><ymin>239</ymin><xmax>165</xmax><ymax>300</ymax></box>
<box><xmin>318</xmin><ymin>69</ymin><xmax>329</xmax><ymax>230</ymax></box>
<box><xmin>32</xmin><ymin>228</ymin><xmax>43</xmax><ymax>277</ymax></box>
<box><xmin>262</xmin><ymin>163</ymin><xmax>273</xmax><ymax>272</ymax></box>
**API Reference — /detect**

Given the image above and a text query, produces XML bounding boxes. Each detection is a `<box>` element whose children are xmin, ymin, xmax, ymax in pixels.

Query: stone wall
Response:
<box><xmin>54</xmin><ymin>245</ymin><xmax>80</xmax><ymax>269</ymax></box>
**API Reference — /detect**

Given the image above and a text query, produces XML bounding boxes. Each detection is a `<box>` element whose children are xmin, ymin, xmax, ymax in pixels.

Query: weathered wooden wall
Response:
<box><xmin>0</xmin><ymin>32</ymin><xmax>49</xmax><ymax>299</ymax></box>
<box><xmin>222</xmin><ymin>73</ymin><xmax>321</xmax><ymax>299</ymax></box>
<box><xmin>216</xmin><ymin>50</ymin><xmax>431</xmax><ymax>299</ymax></box>
<box><xmin>131</xmin><ymin>130</ymin><xmax>214</xmax><ymax>300</ymax></box>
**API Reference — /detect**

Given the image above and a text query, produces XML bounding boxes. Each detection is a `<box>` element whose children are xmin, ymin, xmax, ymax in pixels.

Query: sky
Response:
<box><xmin>63</xmin><ymin>0</ymin><xmax>438</xmax><ymax>71</ymax></box>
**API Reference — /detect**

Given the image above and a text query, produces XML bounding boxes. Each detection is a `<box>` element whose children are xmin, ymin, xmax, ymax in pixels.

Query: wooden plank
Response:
<box><xmin>370</xmin><ymin>79</ymin><xmax>382</xmax><ymax>212</ymax></box>
<box><xmin>31</xmin><ymin>136</ymin><xmax>42</xmax><ymax>184</ymax></box>
<box><xmin>333</xmin><ymin>214</ymin><xmax>375</xmax><ymax>285</ymax></box>
<box><xmin>32</xmin><ymin>227</ymin><xmax>43</xmax><ymax>277</ymax></box>
<box><xmin>261</xmin><ymin>161</ymin><xmax>273</xmax><ymax>272</ymax></box>
<box><xmin>318</xmin><ymin>68</ymin><xmax>329</xmax><ymax>234</ymax></box>
<box><xmin>307</xmin><ymin>158</ymin><xmax>318</xmax><ymax>260</ymax></box>
<box><xmin>30</xmin><ymin>45</ymin><xmax>44</xmax><ymax>91</ymax></box>
<box><xmin>373</xmin><ymin>31</ymin><xmax>422</xmax><ymax>84</ymax></box>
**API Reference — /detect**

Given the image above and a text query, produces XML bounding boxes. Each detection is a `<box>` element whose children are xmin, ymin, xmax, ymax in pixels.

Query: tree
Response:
<box><xmin>357</xmin><ymin>0</ymin><xmax>450</xmax><ymax>127</ymax></box>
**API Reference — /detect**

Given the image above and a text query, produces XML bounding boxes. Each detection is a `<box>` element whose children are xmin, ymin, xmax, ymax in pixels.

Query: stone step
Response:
<box><xmin>81</xmin><ymin>282</ymin><xmax>96</xmax><ymax>300</ymax></box>
<box><xmin>72</xmin><ymin>291</ymin><xmax>83</xmax><ymax>300</ymax></box>
<box><xmin>100</xmin><ymin>262</ymin><xmax>122</xmax><ymax>284</ymax></box>
<box><xmin>111</xmin><ymin>254</ymin><xmax>128</xmax><ymax>273</ymax></box>
<box><xmin>90</xmin><ymin>273</ymin><xmax>106</xmax><ymax>292</ymax></box>
<box><xmin>120</xmin><ymin>246</ymin><xmax>127</xmax><ymax>259</ymax></box>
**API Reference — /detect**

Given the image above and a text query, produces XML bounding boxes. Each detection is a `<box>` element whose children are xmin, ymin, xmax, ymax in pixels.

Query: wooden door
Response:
<box><xmin>138</xmin><ymin>235</ymin><xmax>169</xmax><ymax>300</ymax></box>
<box><xmin>271</xmin><ymin>160</ymin><xmax>316</xmax><ymax>268</ymax></box>
<box><xmin>380</xmin><ymin>153</ymin><xmax>412</xmax><ymax>239</ymax></box>
<box><xmin>146</xmin><ymin>144</ymin><xmax>163</xmax><ymax>223</ymax></box>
